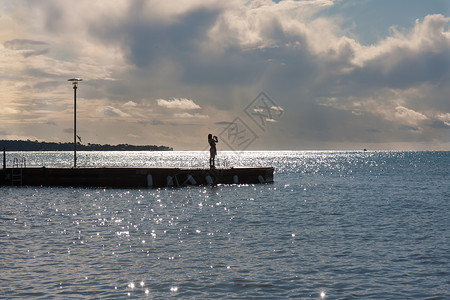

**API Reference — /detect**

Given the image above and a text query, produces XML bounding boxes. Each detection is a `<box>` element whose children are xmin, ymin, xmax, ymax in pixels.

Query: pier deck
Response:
<box><xmin>1</xmin><ymin>166</ymin><xmax>274</xmax><ymax>188</ymax></box>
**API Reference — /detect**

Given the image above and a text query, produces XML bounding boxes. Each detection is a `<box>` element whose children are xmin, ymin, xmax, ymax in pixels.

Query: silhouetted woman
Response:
<box><xmin>208</xmin><ymin>133</ymin><xmax>218</xmax><ymax>169</ymax></box>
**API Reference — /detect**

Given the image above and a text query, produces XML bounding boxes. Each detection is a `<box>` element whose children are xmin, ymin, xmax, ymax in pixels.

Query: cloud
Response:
<box><xmin>395</xmin><ymin>106</ymin><xmax>428</xmax><ymax>125</ymax></box>
<box><xmin>156</xmin><ymin>98</ymin><xmax>201</xmax><ymax>110</ymax></box>
<box><xmin>0</xmin><ymin>1</ymin><xmax>448</xmax><ymax>149</ymax></box>
<box><xmin>340</xmin><ymin>15</ymin><xmax>450</xmax><ymax>91</ymax></box>
<box><xmin>91</xmin><ymin>2</ymin><xmax>223</xmax><ymax>69</ymax></box>
<box><xmin>305</xmin><ymin>13</ymin><xmax>450</xmax><ymax>144</ymax></box>
<box><xmin>4</xmin><ymin>39</ymin><xmax>50</xmax><ymax>57</ymax></box>
<box><xmin>96</xmin><ymin>106</ymin><xmax>131</xmax><ymax>118</ymax></box>
<box><xmin>0</xmin><ymin>134</ymin><xmax>38</xmax><ymax>141</ymax></box>
<box><xmin>124</xmin><ymin>101</ymin><xmax>137</xmax><ymax>107</ymax></box>
<box><xmin>0</xmin><ymin>107</ymin><xmax>20</xmax><ymax>115</ymax></box>
<box><xmin>151</xmin><ymin>119</ymin><xmax>164</xmax><ymax>126</ymax></box>
<box><xmin>173</xmin><ymin>112</ymin><xmax>209</xmax><ymax>119</ymax></box>
<box><xmin>437</xmin><ymin>113</ymin><xmax>450</xmax><ymax>126</ymax></box>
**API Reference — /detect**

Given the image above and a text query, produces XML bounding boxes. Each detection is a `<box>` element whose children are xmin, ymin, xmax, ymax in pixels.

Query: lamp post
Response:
<box><xmin>68</xmin><ymin>78</ymin><xmax>82</xmax><ymax>168</ymax></box>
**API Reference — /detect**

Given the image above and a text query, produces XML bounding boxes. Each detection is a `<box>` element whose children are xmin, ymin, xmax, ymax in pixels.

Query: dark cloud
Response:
<box><xmin>4</xmin><ymin>39</ymin><xmax>50</xmax><ymax>57</ymax></box>
<box><xmin>427</xmin><ymin>120</ymin><xmax>450</xmax><ymax>129</ymax></box>
<box><xmin>91</xmin><ymin>4</ymin><xmax>221</xmax><ymax>69</ymax></box>
<box><xmin>399</xmin><ymin>125</ymin><xmax>420</xmax><ymax>132</ymax></box>
<box><xmin>4</xmin><ymin>39</ymin><xmax>47</xmax><ymax>49</ymax></box>
<box><xmin>151</xmin><ymin>120</ymin><xmax>164</xmax><ymax>126</ymax></box>
<box><xmin>46</xmin><ymin>120</ymin><xmax>57</xmax><ymax>126</ymax></box>
<box><xmin>345</xmin><ymin>48</ymin><xmax>450</xmax><ymax>90</ymax></box>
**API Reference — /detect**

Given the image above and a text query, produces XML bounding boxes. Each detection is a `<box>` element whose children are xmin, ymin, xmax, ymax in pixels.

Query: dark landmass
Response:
<box><xmin>0</xmin><ymin>140</ymin><xmax>173</xmax><ymax>151</ymax></box>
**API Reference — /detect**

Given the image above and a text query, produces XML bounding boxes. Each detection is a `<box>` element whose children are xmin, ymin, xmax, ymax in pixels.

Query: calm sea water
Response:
<box><xmin>1</xmin><ymin>151</ymin><xmax>449</xmax><ymax>299</ymax></box>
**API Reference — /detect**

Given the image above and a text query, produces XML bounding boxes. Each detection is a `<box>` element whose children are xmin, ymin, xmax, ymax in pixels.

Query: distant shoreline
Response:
<box><xmin>0</xmin><ymin>140</ymin><xmax>173</xmax><ymax>152</ymax></box>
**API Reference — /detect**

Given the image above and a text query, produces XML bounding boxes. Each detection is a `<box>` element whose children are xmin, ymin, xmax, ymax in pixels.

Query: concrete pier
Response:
<box><xmin>0</xmin><ymin>166</ymin><xmax>274</xmax><ymax>188</ymax></box>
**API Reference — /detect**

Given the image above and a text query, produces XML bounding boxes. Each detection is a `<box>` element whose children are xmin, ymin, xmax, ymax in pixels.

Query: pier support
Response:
<box><xmin>0</xmin><ymin>167</ymin><xmax>274</xmax><ymax>188</ymax></box>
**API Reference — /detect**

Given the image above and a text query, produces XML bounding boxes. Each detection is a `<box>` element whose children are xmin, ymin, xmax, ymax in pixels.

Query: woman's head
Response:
<box><xmin>208</xmin><ymin>133</ymin><xmax>212</xmax><ymax>139</ymax></box>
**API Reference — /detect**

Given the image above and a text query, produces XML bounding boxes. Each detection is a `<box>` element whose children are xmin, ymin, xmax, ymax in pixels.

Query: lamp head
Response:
<box><xmin>68</xmin><ymin>78</ymin><xmax>83</xmax><ymax>88</ymax></box>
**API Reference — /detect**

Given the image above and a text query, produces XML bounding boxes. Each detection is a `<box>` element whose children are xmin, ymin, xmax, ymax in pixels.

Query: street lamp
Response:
<box><xmin>68</xmin><ymin>78</ymin><xmax>82</xmax><ymax>168</ymax></box>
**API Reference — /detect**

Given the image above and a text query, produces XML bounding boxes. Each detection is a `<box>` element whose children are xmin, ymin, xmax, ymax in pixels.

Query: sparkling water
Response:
<box><xmin>1</xmin><ymin>151</ymin><xmax>449</xmax><ymax>298</ymax></box>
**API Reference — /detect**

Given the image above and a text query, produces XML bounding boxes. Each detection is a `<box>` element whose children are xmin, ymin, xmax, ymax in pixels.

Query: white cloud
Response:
<box><xmin>394</xmin><ymin>106</ymin><xmax>428</xmax><ymax>126</ymax></box>
<box><xmin>173</xmin><ymin>112</ymin><xmax>209</xmax><ymax>119</ymax></box>
<box><xmin>156</xmin><ymin>98</ymin><xmax>201</xmax><ymax>110</ymax></box>
<box><xmin>124</xmin><ymin>101</ymin><xmax>137</xmax><ymax>107</ymax></box>
<box><xmin>208</xmin><ymin>0</ymin><xmax>339</xmax><ymax>52</ymax></box>
<box><xmin>0</xmin><ymin>107</ymin><xmax>20</xmax><ymax>115</ymax></box>
<box><xmin>437</xmin><ymin>113</ymin><xmax>450</xmax><ymax>126</ymax></box>
<box><xmin>97</xmin><ymin>106</ymin><xmax>130</xmax><ymax>118</ymax></box>
<box><xmin>353</xmin><ymin>14</ymin><xmax>450</xmax><ymax>66</ymax></box>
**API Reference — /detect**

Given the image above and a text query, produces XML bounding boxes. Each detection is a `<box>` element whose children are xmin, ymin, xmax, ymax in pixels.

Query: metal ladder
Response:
<box><xmin>12</xmin><ymin>157</ymin><xmax>26</xmax><ymax>186</ymax></box>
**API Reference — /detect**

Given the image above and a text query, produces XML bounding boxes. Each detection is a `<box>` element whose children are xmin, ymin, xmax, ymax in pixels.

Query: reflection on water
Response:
<box><xmin>1</xmin><ymin>151</ymin><xmax>449</xmax><ymax>298</ymax></box>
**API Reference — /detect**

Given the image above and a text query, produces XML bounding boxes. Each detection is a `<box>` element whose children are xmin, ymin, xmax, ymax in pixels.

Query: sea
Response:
<box><xmin>0</xmin><ymin>151</ymin><xmax>449</xmax><ymax>299</ymax></box>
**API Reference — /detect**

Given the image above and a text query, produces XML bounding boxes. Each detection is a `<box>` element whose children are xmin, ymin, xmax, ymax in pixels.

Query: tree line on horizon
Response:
<box><xmin>0</xmin><ymin>140</ymin><xmax>173</xmax><ymax>151</ymax></box>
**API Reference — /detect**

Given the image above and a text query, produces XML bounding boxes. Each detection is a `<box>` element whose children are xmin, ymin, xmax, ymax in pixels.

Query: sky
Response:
<box><xmin>0</xmin><ymin>0</ymin><xmax>449</xmax><ymax>150</ymax></box>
